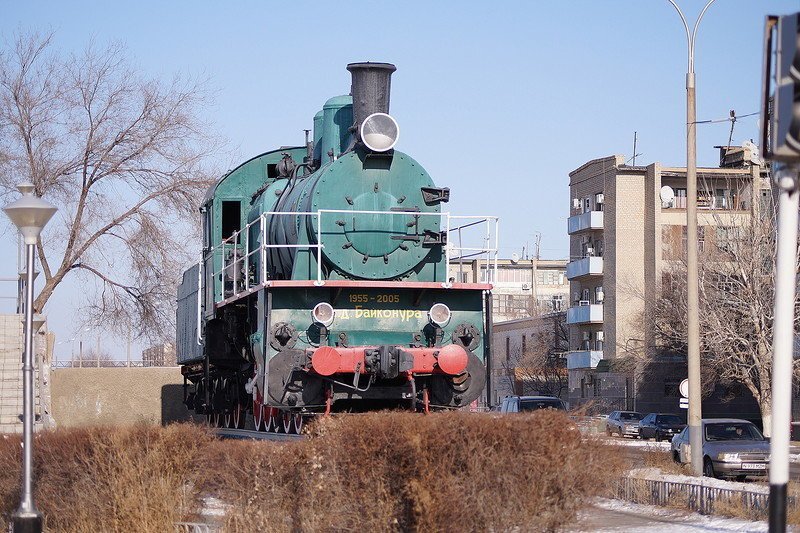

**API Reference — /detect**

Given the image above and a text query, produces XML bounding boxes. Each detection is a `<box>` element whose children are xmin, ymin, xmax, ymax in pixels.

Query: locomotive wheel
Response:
<box><xmin>270</xmin><ymin>409</ymin><xmax>282</xmax><ymax>433</ymax></box>
<box><xmin>293</xmin><ymin>414</ymin><xmax>304</xmax><ymax>434</ymax></box>
<box><xmin>231</xmin><ymin>403</ymin><xmax>245</xmax><ymax>429</ymax></box>
<box><xmin>282</xmin><ymin>412</ymin><xmax>292</xmax><ymax>434</ymax></box>
<box><xmin>253</xmin><ymin>398</ymin><xmax>265</xmax><ymax>432</ymax></box>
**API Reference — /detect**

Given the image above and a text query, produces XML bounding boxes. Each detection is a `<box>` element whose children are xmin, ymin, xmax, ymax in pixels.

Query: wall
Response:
<box><xmin>50</xmin><ymin>367</ymin><xmax>200</xmax><ymax>427</ymax></box>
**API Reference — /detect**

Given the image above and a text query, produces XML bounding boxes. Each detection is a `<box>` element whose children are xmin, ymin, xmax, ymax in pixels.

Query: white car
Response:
<box><xmin>670</xmin><ymin>418</ymin><xmax>769</xmax><ymax>480</ymax></box>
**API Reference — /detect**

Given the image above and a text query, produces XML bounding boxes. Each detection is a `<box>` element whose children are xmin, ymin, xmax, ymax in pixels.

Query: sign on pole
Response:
<box><xmin>679</xmin><ymin>379</ymin><xmax>689</xmax><ymax>398</ymax></box>
<box><xmin>679</xmin><ymin>398</ymin><xmax>689</xmax><ymax>409</ymax></box>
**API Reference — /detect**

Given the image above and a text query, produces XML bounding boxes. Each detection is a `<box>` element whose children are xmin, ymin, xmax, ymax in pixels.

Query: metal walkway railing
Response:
<box><xmin>209</xmin><ymin>209</ymin><xmax>499</xmax><ymax>305</ymax></box>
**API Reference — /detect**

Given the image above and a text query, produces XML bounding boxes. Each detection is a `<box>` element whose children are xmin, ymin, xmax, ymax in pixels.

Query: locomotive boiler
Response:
<box><xmin>176</xmin><ymin>62</ymin><xmax>497</xmax><ymax>433</ymax></box>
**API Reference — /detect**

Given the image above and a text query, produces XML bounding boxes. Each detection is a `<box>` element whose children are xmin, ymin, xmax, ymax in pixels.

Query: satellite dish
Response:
<box><xmin>511</xmin><ymin>252</ymin><xmax>520</xmax><ymax>264</ymax></box>
<box><xmin>660</xmin><ymin>186</ymin><xmax>675</xmax><ymax>206</ymax></box>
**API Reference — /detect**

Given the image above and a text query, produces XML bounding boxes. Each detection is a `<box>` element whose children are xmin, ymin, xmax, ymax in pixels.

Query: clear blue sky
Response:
<box><xmin>1</xmin><ymin>0</ymin><xmax>797</xmax><ymax>358</ymax></box>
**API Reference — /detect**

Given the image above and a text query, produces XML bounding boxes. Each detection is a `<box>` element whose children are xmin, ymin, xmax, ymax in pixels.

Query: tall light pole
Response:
<box><xmin>3</xmin><ymin>182</ymin><xmax>57</xmax><ymax>533</ymax></box>
<box><xmin>666</xmin><ymin>0</ymin><xmax>717</xmax><ymax>477</ymax></box>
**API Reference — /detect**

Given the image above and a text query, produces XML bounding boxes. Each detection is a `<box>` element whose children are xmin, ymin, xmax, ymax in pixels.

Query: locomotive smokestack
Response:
<box><xmin>347</xmin><ymin>62</ymin><xmax>396</xmax><ymax>136</ymax></box>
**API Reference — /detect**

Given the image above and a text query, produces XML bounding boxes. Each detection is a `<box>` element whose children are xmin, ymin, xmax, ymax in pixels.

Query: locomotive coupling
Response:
<box><xmin>308</xmin><ymin>344</ymin><xmax>468</xmax><ymax>378</ymax></box>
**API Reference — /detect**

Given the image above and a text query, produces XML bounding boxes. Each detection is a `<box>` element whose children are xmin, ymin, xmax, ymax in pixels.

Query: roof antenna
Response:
<box><xmin>626</xmin><ymin>132</ymin><xmax>643</xmax><ymax>165</ymax></box>
<box><xmin>725</xmin><ymin>110</ymin><xmax>737</xmax><ymax>155</ymax></box>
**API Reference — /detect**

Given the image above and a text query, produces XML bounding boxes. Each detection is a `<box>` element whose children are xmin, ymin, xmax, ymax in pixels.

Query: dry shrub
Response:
<box><xmin>0</xmin><ymin>424</ymin><xmax>212</xmax><ymax>532</ymax></box>
<box><xmin>210</xmin><ymin>411</ymin><xmax>623</xmax><ymax>532</ymax></box>
<box><xmin>0</xmin><ymin>412</ymin><xmax>623</xmax><ymax>532</ymax></box>
<box><xmin>641</xmin><ymin>446</ymin><xmax>687</xmax><ymax>475</ymax></box>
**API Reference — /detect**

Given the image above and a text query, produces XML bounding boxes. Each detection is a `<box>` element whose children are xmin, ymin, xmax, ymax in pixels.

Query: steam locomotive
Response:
<box><xmin>176</xmin><ymin>62</ymin><xmax>496</xmax><ymax>433</ymax></box>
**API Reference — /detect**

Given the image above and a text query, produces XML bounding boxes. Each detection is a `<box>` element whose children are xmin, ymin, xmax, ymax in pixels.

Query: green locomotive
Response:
<box><xmin>176</xmin><ymin>62</ymin><xmax>497</xmax><ymax>433</ymax></box>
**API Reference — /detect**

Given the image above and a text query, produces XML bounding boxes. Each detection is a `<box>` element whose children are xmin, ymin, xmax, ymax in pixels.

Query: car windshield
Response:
<box><xmin>619</xmin><ymin>412</ymin><xmax>643</xmax><ymax>421</ymax></box>
<box><xmin>657</xmin><ymin>415</ymin><xmax>682</xmax><ymax>425</ymax></box>
<box><xmin>519</xmin><ymin>399</ymin><xmax>565</xmax><ymax>411</ymax></box>
<box><xmin>705</xmin><ymin>422</ymin><xmax>764</xmax><ymax>441</ymax></box>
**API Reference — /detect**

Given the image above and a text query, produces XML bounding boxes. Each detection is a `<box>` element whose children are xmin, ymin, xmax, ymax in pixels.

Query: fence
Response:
<box><xmin>51</xmin><ymin>359</ymin><xmax>174</xmax><ymax>368</ymax></box>
<box><xmin>618</xmin><ymin>476</ymin><xmax>779</xmax><ymax>516</ymax></box>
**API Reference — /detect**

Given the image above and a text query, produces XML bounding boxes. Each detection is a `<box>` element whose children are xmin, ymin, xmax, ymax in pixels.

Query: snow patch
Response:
<box><xmin>590</xmin><ymin>498</ymin><xmax>768</xmax><ymax>532</ymax></box>
<box><xmin>628</xmin><ymin>467</ymin><xmax>769</xmax><ymax>494</ymax></box>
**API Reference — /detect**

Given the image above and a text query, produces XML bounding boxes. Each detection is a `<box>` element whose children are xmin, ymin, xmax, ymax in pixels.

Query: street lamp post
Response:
<box><xmin>3</xmin><ymin>182</ymin><xmax>57</xmax><ymax>533</ymax></box>
<box><xmin>666</xmin><ymin>0</ymin><xmax>717</xmax><ymax>477</ymax></box>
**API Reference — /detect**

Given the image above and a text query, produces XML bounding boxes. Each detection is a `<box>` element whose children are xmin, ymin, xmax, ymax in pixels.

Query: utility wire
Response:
<box><xmin>692</xmin><ymin>110</ymin><xmax>759</xmax><ymax>125</ymax></box>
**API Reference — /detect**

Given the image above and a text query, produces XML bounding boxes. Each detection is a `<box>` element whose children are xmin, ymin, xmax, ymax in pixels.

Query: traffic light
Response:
<box><xmin>763</xmin><ymin>13</ymin><xmax>800</xmax><ymax>162</ymax></box>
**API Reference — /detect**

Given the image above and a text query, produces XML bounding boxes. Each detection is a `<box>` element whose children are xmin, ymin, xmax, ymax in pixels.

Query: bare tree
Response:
<box><xmin>0</xmin><ymin>32</ymin><xmax>221</xmax><ymax>341</ymax></box>
<box><xmin>653</xmin><ymin>203</ymin><xmax>800</xmax><ymax>435</ymax></box>
<box><xmin>503</xmin><ymin>312</ymin><xmax>569</xmax><ymax>398</ymax></box>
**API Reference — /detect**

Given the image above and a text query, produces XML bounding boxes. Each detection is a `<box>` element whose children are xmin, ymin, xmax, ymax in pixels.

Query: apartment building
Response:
<box><xmin>142</xmin><ymin>342</ymin><xmax>177</xmax><ymax>367</ymax></box>
<box><xmin>566</xmin><ymin>146</ymin><xmax>769</xmax><ymax>414</ymax></box>
<box><xmin>451</xmin><ymin>258</ymin><xmax>569</xmax><ymax>322</ymax></box>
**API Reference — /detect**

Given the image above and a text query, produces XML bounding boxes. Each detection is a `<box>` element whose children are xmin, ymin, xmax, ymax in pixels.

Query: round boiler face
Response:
<box><xmin>360</xmin><ymin>113</ymin><xmax>399</xmax><ymax>152</ymax></box>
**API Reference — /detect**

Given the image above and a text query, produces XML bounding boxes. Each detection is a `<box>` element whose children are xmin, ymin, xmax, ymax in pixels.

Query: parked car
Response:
<box><xmin>639</xmin><ymin>413</ymin><xmax>686</xmax><ymax>442</ymax></box>
<box><xmin>671</xmin><ymin>418</ymin><xmax>769</xmax><ymax>480</ymax></box>
<box><xmin>498</xmin><ymin>396</ymin><xmax>567</xmax><ymax>413</ymax></box>
<box><xmin>605</xmin><ymin>411</ymin><xmax>644</xmax><ymax>438</ymax></box>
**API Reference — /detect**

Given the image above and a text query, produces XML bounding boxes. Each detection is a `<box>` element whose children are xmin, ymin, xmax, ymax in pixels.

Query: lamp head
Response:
<box><xmin>2</xmin><ymin>183</ymin><xmax>57</xmax><ymax>245</ymax></box>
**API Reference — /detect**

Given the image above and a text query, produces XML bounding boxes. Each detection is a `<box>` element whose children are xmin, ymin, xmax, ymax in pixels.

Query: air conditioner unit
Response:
<box><xmin>597</xmin><ymin>193</ymin><xmax>604</xmax><ymax>204</ymax></box>
<box><xmin>521</xmin><ymin>283</ymin><xmax>530</xmax><ymax>290</ymax></box>
<box><xmin>572</xmin><ymin>198</ymin><xmax>580</xmax><ymax>210</ymax></box>
<box><xmin>597</xmin><ymin>331</ymin><xmax>604</xmax><ymax>341</ymax></box>
<box><xmin>585</xmin><ymin>247</ymin><xmax>594</xmax><ymax>257</ymax></box>
<box><xmin>596</xmin><ymin>291</ymin><xmax>604</xmax><ymax>302</ymax></box>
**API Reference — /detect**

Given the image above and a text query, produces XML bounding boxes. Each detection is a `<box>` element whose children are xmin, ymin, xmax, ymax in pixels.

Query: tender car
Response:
<box><xmin>498</xmin><ymin>395</ymin><xmax>567</xmax><ymax>413</ymax></box>
<box><xmin>605</xmin><ymin>411</ymin><xmax>644</xmax><ymax>438</ymax></box>
<box><xmin>639</xmin><ymin>413</ymin><xmax>686</xmax><ymax>442</ymax></box>
<box><xmin>670</xmin><ymin>418</ymin><xmax>769</xmax><ymax>480</ymax></box>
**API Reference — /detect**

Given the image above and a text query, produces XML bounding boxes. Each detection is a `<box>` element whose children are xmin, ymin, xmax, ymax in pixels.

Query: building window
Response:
<box><xmin>505</xmin><ymin>337</ymin><xmax>510</xmax><ymax>362</ymax></box>
<box><xmin>681</xmin><ymin>226</ymin><xmax>705</xmax><ymax>253</ymax></box>
<box><xmin>593</xmin><ymin>376</ymin><xmax>601</xmax><ymax>396</ymax></box>
<box><xmin>674</xmin><ymin>188</ymin><xmax>687</xmax><ymax>209</ymax></box>
<box><xmin>595</xmin><ymin>193</ymin><xmax>604</xmax><ymax>212</ymax></box>
<box><xmin>552</xmin><ymin>295</ymin><xmax>564</xmax><ymax>311</ymax></box>
<box><xmin>594</xmin><ymin>286</ymin><xmax>604</xmax><ymax>304</ymax></box>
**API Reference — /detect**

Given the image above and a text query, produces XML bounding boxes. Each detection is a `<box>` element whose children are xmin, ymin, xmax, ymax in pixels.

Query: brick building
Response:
<box><xmin>142</xmin><ymin>342</ymin><xmax>177</xmax><ymax>367</ymax></box>
<box><xmin>451</xmin><ymin>258</ymin><xmax>569</xmax><ymax>322</ymax></box>
<box><xmin>566</xmin><ymin>146</ymin><xmax>769</xmax><ymax>416</ymax></box>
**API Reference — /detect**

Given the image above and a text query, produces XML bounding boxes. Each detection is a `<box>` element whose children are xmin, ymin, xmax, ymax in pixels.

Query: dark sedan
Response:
<box><xmin>639</xmin><ymin>413</ymin><xmax>686</xmax><ymax>442</ymax></box>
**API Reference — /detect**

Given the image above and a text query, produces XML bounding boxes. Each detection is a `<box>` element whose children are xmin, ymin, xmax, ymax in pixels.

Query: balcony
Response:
<box><xmin>567</xmin><ymin>350</ymin><xmax>603</xmax><ymax>370</ymax></box>
<box><xmin>566</xmin><ymin>256</ymin><xmax>603</xmax><ymax>280</ymax></box>
<box><xmin>566</xmin><ymin>303</ymin><xmax>603</xmax><ymax>325</ymax></box>
<box><xmin>567</xmin><ymin>210</ymin><xmax>603</xmax><ymax>234</ymax></box>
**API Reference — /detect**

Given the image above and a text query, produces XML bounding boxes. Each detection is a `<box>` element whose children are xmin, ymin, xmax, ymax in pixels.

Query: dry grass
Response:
<box><xmin>0</xmin><ymin>411</ymin><xmax>623</xmax><ymax>532</ymax></box>
<box><xmin>0</xmin><ymin>425</ymin><xmax>213</xmax><ymax>532</ymax></box>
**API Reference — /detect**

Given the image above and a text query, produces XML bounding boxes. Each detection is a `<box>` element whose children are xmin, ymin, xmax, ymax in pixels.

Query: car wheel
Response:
<box><xmin>672</xmin><ymin>450</ymin><xmax>681</xmax><ymax>463</ymax></box>
<box><xmin>655</xmin><ymin>431</ymin><xmax>661</xmax><ymax>442</ymax></box>
<box><xmin>606</xmin><ymin>428</ymin><xmax>612</xmax><ymax>437</ymax></box>
<box><xmin>703</xmin><ymin>457</ymin><xmax>717</xmax><ymax>478</ymax></box>
<box><xmin>735</xmin><ymin>475</ymin><xmax>747</xmax><ymax>482</ymax></box>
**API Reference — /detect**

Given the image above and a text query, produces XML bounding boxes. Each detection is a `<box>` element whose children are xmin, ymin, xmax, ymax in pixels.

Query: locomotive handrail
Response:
<box><xmin>210</xmin><ymin>209</ymin><xmax>498</xmax><ymax>304</ymax></box>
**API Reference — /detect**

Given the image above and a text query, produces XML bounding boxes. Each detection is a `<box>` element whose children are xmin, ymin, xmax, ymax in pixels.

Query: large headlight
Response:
<box><xmin>428</xmin><ymin>303</ymin><xmax>451</xmax><ymax>327</ymax></box>
<box><xmin>360</xmin><ymin>112</ymin><xmax>399</xmax><ymax>152</ymax></box>
<box><xmin>717</xmin><ymin>452</ymin><xmax>740</xmax><ymax>462</ymax></box>
<box><xmin>312</xmin><ymin>302</ymin><xmax>335</xmax><ymax>327</ymax></box>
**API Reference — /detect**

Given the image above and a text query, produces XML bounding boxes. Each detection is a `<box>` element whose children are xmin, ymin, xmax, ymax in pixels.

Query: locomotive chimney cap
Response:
<box><xmin>346</xmin><ymin>62</ymin><xmax>397</xmax><ymax>72</ymax></box>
